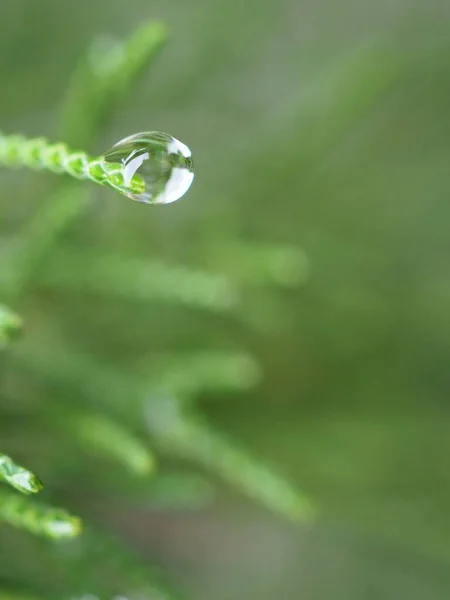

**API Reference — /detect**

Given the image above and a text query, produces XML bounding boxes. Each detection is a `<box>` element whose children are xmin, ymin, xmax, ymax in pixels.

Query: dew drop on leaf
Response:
<box><xmin>102</xmin><ymin>131</ymin><xmax>194</xmax><ymax>204</ymax></box>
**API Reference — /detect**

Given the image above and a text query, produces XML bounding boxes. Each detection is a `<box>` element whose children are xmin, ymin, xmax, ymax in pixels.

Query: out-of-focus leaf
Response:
<box><xmin>60</xmin><ymin>20</ymin><xmax>168</xmax><ymax>147</ymax></box>
<box><xmin>147</xmin><ymin>351</ymin><xmax>262</xmax><ymax>398</ymax></box>
<box><xmin>146</xmin><ymin>396</ymin><xmax>314</xmax><ymax>522</ymax></box>
<box><xmin>8</xmin><ymin>21</ymin><xmax>168</xmax><ymax>299</ymax></box>
<box><xmin>0</xmin><ymin>305</ymin><xmax>22</xmax><ymax>348</ymax></box>
<box><xmin>42</xmin><ymin>246</ymin><xmax>238</xmax><ymax>312</ymax></box>
<box><xmin>0</xmin><ymin>490</ymin><xmax>82</xmax><ymax>539</ymax></box>
<box><xmin>8</xmin><ymin>344</ymin><xmax>261</xmax><ymax>412</ymax></box>
<box><xmin>70</xmin><ymin>411</ymin><xmax>156</xmax><ymax>476</ymax></box>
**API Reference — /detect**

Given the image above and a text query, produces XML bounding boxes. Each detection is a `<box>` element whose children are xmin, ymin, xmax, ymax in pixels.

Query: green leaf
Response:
<box><xmin>0</xmin><ymin>490</ymin><xmax>82</xmax><ymax>539</ymax></box>
<box><xmin>148</xmin><ymin>351</ymin><xmax>262</xmax><ymax>398</ymax></box>
<box><xmin>0</xmin><ymin>455</ymin><xmax>43</xmax><ymax>495</ymax></box>
<box><xmin>71</xmin><ymin>412</ymin><xmax>156</xmax><ymax>476</ymax></box>
<box><xmin>8</xmin><ymin>21</ymin><xmax>168</xmax><ymax>300</ymax></box>
<box><xmin>9</xmin><ymin>344</ymin><xmax>261</xmax><ymax>413</ymax></box>
<box><xmin>146</xmin><ymin>397</ymin><xmax>315</xmax><ymax>522</ymax></box>
<box><xmin>0</xmin><ymin>305</ymin><xmax>22</xmax><ymax>348</ymax></box>
<box><xmin>42</xmin><ymin>246</ymin><xmax>238</xmax><ymax>312</ymax></box>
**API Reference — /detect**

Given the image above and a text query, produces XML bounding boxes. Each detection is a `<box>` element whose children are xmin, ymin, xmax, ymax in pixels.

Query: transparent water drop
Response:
<box><xmin>102</xmin><ymin>131</ymin><xmax>194</xmax><ymax>204</ymax></box>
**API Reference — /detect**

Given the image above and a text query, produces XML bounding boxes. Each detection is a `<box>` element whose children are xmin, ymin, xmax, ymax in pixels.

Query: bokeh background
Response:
<box><xmin>1</xmin><ymin>0</ymin><xmax>450</xmax><ymax>599</ymax></box>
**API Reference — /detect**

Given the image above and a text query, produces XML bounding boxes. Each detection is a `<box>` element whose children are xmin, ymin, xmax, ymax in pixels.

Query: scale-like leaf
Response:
<box><xmin>0</xmin><ymin>490</ymin><xmax>82</xmax><ymax>539</ymax></box>
<box><xmin>0</xmin><ymin>455</ymin><xmax>42</xmax><ymax>495</ymax></box>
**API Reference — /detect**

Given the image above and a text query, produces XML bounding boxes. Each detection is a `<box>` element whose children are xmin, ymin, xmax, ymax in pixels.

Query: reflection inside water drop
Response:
<box><xmin>102</xmin><ymin>131</ymin><xmax>194</xmax><ymax>204</ymax></box>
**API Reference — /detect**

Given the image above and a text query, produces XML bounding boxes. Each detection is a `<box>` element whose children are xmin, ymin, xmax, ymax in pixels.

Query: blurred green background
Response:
<box><xmin>1</xmin><ymin>0</ymin><xmax>450</xmax><ymax>599</ymax></box>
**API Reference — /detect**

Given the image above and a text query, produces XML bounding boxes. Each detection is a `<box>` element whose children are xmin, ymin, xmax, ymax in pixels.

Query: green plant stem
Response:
<box><xmin>0</xmin><ymin>133</ymin><xmax>144</xmax><ymax>198</ymax></box>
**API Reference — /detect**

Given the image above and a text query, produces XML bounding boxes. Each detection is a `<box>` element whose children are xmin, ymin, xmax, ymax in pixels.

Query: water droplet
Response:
<box><xmin>102</xmin><ymin>131</ymin><xmax>194</xmax><ymax>204</ymax></box>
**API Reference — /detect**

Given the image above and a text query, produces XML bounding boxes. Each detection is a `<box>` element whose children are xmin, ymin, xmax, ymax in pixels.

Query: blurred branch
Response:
<box><xmin>59</xmin><ymin>20</ymin><xmax>168</xmax><ymax>148</ymax></box>
<box><xmin>5</xmin><ymin>342</ymin><xmax>311</xmax><ymax>520</ymax></box>
<box><xmin>146</xmin><ymin>396</ymin><xmax>314</xmax><ymax>522</ymax></box>
<box><xmin>147</xmin><ymin>351</ymin><xmax>261</xmax><ymax>398</ymax></box>
<box><xmin>8</xmin><ymin>21</ymin><xmax>168</xmax><ymax>299</ymax></box>
<box><xmin>9</xmin><ymin>344</ymin><xmax>261</xmax><ymax>411</ymax></box>
<box><xmin>69</xmin><ymin>411</ymin><xmax>156</xmax><ymax>477</ymax></box>
<box><xmin>42</xmin><ymin>246</ymin><xmax>239</xmax><ymax>312</ymax></box>
<box><xmin>0</xmin><ymin>490</ymin><xmax>81</xmax><ymax>539</ymax></box>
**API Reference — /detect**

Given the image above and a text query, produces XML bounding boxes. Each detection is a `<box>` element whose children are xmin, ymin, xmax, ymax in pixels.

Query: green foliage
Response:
<box><xmin>0</xmin><ymin>490</ymin><xmax>81</xmax><ymax>539</ymax></box>
<box><xmin>0</xmin><ymin>18</ymin><xmax>313</xmax><ymax>600</ymax></box>
<box><xmin>147</xmin><ymin>396</ymin><xmax>313</xmax><ymax>520</ymax></box>
<box><xmin>6</xmin><ymin>22</ymin><xmax>168</xmax><ymax>299</ymax></box>
<box><xmin>60</xmin><ymin>21</ymin><xmax>168</xmax><ymax>147</ymax></box>
<box><xmin>71</xmin><ymin>412</ymin><xmax>156</xmax><ymax>476</ymax></box>
<box><xmin>1</xmin><ymin>1</ymin><xmax>449</xmax><ymax>597</ymax></box>
<box><xmin>0</xmin><ymin>305</ymin><xmax>22</xmax><ymax>348</ymax></box>
<box><xmin>43</xmin><ymin>245</ymin><xmax>239</xmax><ymax>312</ymax></box>
<box><xmin>0</xmin><ymin>133</ymin><xmax>145</xmax><ymax>197</ymax></box>
<box><xmin>0</xmin><ymin>455</ymin><xmax>42</xmax><ymax>495</ymax></box>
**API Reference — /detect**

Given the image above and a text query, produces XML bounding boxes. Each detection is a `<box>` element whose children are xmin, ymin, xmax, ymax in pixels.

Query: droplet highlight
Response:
<box><xmin>102</xmin><ymin>131</ymin><xmax>194</xmax><ymax>204</ymax></box>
